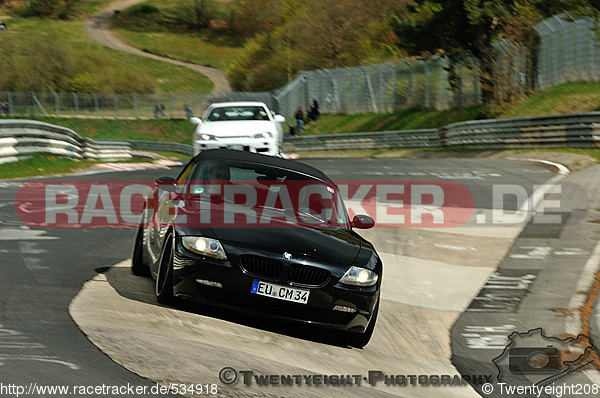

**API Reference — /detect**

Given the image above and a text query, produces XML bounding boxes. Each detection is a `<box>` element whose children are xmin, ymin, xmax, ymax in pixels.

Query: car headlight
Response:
<box><xmin>181</xmin><ymin>236</ymin><xmax>227</xmax><ymax>260</ymax></box>
<box><xmin>339</xmin><ymin>266</ymin><xmax>378</xmax><ymax>286</ymax></box>
<box><xmin>253</xmin><ymin>132</ymin><xmax>273</xmax><ymax>139</ymax></box>
<box><xmin>196</xmin><ymin>133</ymin><xmax>217</xmax><ymax>141</ymax></box>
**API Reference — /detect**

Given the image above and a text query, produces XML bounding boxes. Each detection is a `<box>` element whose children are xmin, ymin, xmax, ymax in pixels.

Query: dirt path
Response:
<box><xmin>85</xmin><ymin>0</ymin><xmax>231</xmax><ymax>94</ymax></box>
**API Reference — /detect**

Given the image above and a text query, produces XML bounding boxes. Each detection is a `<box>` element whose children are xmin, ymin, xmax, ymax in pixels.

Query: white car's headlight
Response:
<box><xmin>253</xmin><ymin>132</ymin><xmax>273</xmax><ymax>139</ymax></box>
<box><xmin>339</xmin><ymin>266</ymin><xmax>378</xmax><ymax>286</ymax></box>
<box><xmin>196</xmin><ymin>133</ymin><xmax>217</xmax><ymax>141</ymax></box>
<box><xmin>181</xmin><ymin>236</ymin><xmax>227</xmax><ymax>260</ymax></box>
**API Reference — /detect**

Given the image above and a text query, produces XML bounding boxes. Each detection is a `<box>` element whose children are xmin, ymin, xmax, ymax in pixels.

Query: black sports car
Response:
<box><xmin>131</xmin><ymin>149</ymin><xmax>382</xmax><ymax>347</ymax></box>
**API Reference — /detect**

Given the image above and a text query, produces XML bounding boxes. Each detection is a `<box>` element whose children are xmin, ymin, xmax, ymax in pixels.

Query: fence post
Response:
<box><xmin>386</xmin><ymin>62</ymin><xmax>397</xmax><ymax>111</ymax></box>
<box><xmin>303</xmin><ymin>74</ymin><xmax>310</xmax><ymax>112</ymax></box>
<box><xmin>348</xmin><ymin>68</ymin><xmax>358</xmax><ymax>113</ymax></box>
<box><xmin>132</xmin><ymin>94</ymin><xmax>139</xmax><ymax>119</ymax></box>
<box><xmin>421</xmin><ymin>59</ymin><xmax>431</xmax><ymax>108</ymax></box>
<box><xmin>113</xmin><ymin>94</ymin><xmax>119</xmax><ymax>119</ymax></box>
<box><xmin>359</xmin><ymin>66</ymin><xmax>377</xmax><ymax>113</ymax></box>
<box><xmin>432</xmin><ymin>56</ymin><xmax>448</xmax><ymax>109</ymax></box>
<box><xmin>7</xmin><ymin>92</ymin><xmax>13</xmax><ymax>116</ymax></box>
<box><xmin>93</xmin><ymin>94</ymin><xmax>100</xmax><ymax>118</ymax></box>
<box><xmin>53</xmin><ymin>92</ymin><xmax>59</xmax><ymax>117</ymax></box>
<box><xmin>403</xmin><ymin>60</ymin><xmax>414</xmax><ymax>108</ymax></box>
<box><xmin>72</xmin><ymin>93</ymin><xmax>79</xmax><ymax>116</ymax></box>
<box><xmin>372</xmin><ymin>64</ymin><xmax>385</xmax><ymax>113</ymax></box>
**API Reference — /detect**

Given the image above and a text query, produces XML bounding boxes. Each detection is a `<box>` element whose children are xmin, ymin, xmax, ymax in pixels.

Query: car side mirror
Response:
<box><xmin>351</xmin><ymin>214</ymin><xmax>375</xmax><ymax>229</ymax></box>
<box><xmin>274</xmin><ymin>115</ymin><xmax>285</xmax><ymax>123</ymax></box>
<box><xmin>155</xmin><ymin>177</ymin><xmax>178</xmax><ymax>193</ymax></box>
<box><xmin>190</xmin><ymin>117</ymin><xmax>202</xmax><ymax>125</ymax></box>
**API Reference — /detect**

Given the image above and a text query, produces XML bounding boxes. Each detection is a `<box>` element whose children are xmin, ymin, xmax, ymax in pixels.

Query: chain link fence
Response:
<box><xmin>534</xmin><ymin>14</ymin><xmax>600</xmax><ymax>90</ymax></box>
<box><xmin>0</xmin><ymin>56</ymin><xmax>482</xmax><ymax>121</ymax></box>
<box><xmin>2</xmin><ymin>14</ymin><xmax>596</xmax><ymax>122</ymax></box>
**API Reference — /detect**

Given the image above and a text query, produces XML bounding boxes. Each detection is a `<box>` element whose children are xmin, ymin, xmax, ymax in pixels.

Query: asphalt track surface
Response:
<box><xmin>0</xmin><ymin>158</ymin><xmax>574</xmax><ymax>397</ymax></box>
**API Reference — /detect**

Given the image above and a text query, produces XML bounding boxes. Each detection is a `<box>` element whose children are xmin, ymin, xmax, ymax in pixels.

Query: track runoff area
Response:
<box><xmin>1</xmin><ymin>156</ymin><xmax>600</xmax><ymax>397</ymax></box>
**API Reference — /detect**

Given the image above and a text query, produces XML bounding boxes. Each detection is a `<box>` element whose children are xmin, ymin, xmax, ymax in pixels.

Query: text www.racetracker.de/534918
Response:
<box><xmin>0</xmin><ymin>383</ymin><xmax>218</xmax><ymax>397</ymax></box>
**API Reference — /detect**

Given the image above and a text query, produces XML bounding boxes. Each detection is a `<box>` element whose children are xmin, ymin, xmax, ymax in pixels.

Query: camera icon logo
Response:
<box><xmin>508</xmin><ymin>346</ymin><xmax>560</xmax><ymax>374</ymax></box>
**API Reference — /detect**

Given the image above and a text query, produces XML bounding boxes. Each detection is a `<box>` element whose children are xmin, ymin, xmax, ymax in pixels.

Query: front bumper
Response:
<box><xmin>171</xmin><ymin>245</ymin><xmax>380</xmax><ymax>332</ymax></box>
<box><xmin>193</xmin><ymin>137</ymin><xmax>278</xmax><ymax>157</ymax></box>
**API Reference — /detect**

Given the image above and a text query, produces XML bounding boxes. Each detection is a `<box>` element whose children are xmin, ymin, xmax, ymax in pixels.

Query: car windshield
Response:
<box><xmin>187</xmin><ymin>160</ymin><xmax>349</xmax><ymax>229</ymax></box>
<box><xmin>205</xmin><ymin>106</ymin><xmax>269</xmax><ymax>122</ymax></box>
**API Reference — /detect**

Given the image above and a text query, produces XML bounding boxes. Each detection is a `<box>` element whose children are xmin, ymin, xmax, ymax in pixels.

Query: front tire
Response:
<box><xmin>131</xmin><ymin>225</ymin><xmax>150</xmax><ymax>277</ymax></box>
<box><xmin>156</xmin><ymin>233</ymin><xmax>175</xmax><ymax>304</ymax></box>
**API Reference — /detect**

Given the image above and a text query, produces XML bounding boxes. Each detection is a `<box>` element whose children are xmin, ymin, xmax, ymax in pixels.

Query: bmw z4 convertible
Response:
<box><xmin>131</xmin><ymin>149</ymin><xmax>382</xmax><ymax>347</ymax></box>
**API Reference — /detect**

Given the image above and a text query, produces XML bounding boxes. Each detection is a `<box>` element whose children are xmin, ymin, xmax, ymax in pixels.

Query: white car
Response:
<box><xmin>191</xmin><ymin>102</ymin><xmax>286</xmax><ymax>157</ymax></box>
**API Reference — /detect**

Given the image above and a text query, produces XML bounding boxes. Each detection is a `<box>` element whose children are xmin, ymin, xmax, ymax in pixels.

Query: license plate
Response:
<box><xmin>251</xmin><ymin>280</ymin><xmax>310</xmax><ymax>304</ymax></box>
<box><xmin>229</xmin><ymin>144</ymin><xmax>245</xmax><ymax>150</ymax></box>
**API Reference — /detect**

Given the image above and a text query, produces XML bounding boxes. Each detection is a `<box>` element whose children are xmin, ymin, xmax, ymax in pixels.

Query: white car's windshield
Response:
<box><xmin>206</xmin><ymin>106</ymin><xmax>268</xmax><ymax>122</ymax></box>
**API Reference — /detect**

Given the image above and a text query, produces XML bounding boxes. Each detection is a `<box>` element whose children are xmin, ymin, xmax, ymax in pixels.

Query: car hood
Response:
<box><xmin>212</xmin><ymin>224</ymin><xmax>362</xmax><ymax>267</ymax></box>
<box><xmin>198</xmin><ymin>121</ymin><xmax>277</xmax><ymax>137</ymax></box>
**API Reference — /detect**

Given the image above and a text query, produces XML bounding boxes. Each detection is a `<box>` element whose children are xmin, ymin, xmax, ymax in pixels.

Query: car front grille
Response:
<box><xmin>239</xmin><ymin>255</ymin><xmax>282</xmax><ymax>279</ymax></box>
<box><xmin>288</xmin><ymin>265</ymin><xmax>330</xmax><ymax>287</ymax></box>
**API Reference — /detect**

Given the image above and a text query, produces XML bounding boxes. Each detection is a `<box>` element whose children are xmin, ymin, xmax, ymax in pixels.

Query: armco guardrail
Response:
<box><xmin>283</xmin><ymin>112</ymin><xmax>600</xmax><ymax>153</ymax></box>
<box><xmin>283</xmin><ymin>129</ymin><xmax>441</xmax><ymax>153</ymax></box>
<box><xmin>0</xmin><ymin>120</ymin><xmax>131</xmax><ymax>164</ymax></box>
<box><xmin>444</xmin><ymin>113</ymin><xmax>600</xmax><ymax>149</ymax></box>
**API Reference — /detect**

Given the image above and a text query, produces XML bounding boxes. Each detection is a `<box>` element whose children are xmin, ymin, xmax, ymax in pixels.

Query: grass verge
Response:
<box><xmin>0</xmin><ymin>154</ymin><xmax>101</xmax><ymax>179</ymax></box>
<box><xmin>301</xmin><ymin>107</ymin><xmax>484</xmax><ymax>135</ymax></box>
<box><xmin>500</xmin><ymin>82</ymin><xmax>600</xmax><ymax>118</ymax></box>
<box><xmin>26</xmin><ymin>117</ymin><xmax>193</xmax><ymax>144</ymax></box>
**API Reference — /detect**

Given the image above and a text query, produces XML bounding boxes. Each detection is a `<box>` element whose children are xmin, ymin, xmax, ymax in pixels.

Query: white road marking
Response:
<box><xmin>434</xmin><ymin>243</ymin><xmax>477</xmax><ymax>251</ymax></box>
<box><xmin>0</xmin><ymin>228</ymin><xmax>58</xmax><ymax>241</ymax></box>
<box><xmin>0</xmin><ymin>324</ymin><xmax>80</xmax><ymax>370</ymax></box>
<box><xmin>509</xmin><ymin>246</ymin><xmax>552</xmax><ymax>260</ymax></box>
<box><xmin>461</xmin><ymin>325</ymin><xmax>516</xmax><ymax>350</ymax></box>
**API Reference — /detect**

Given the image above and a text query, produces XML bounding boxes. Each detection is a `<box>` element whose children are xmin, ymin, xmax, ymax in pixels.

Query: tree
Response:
<box><xmin>393</xmin><ymin>0</ymin><xmax>600</xmax><ymax>113</ymax></box>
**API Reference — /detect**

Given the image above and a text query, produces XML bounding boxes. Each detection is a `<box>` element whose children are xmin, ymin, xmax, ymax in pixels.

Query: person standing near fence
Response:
<box><xmin>184</xmin><ymin>104</ymin><xmax>194</xmax><ymax>119</ymax></box>
<box><xmin>295</xmin><ymin>107</ymin><xmax>305</xmax><ymax>134</ymax></box>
